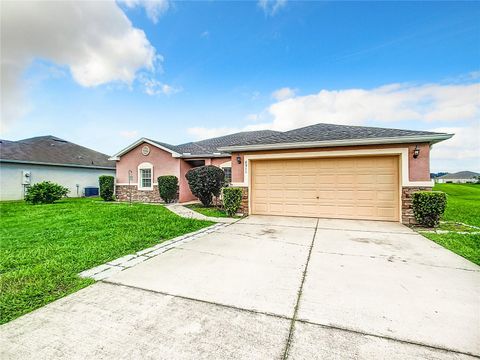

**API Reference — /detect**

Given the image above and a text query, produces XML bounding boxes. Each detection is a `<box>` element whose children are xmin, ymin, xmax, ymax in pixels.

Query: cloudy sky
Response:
<box><xmin>1</xmin><ymin>0</ymin><xmax>479</xmax><ymax>172</ymax></box>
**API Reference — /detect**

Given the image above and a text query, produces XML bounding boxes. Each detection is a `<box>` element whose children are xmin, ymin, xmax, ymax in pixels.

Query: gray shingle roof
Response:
<box><xmin>438</xmin><ymin>171</ymin><xmax>479</xmax><ymax>180</ymax></box>
<box><xmin>0</xmin><ymin>136</ymin><xmax>115</xmax><ymax>169</ymax></box>
<box><xmin>235</xmin><ymin>123</ymin><xmax>448</xmax><ymax>146</ymax></box>
<box><xmin>150</xmin><ymin>130</ymin><xmax>281</xmax><ymax>156</ymax></box>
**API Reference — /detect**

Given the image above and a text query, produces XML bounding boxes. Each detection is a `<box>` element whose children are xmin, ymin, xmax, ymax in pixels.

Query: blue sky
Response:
<box><xmin>1</xmin><ymin>0</ymin><xmax>479</xmax><ymax>172</ymax></box>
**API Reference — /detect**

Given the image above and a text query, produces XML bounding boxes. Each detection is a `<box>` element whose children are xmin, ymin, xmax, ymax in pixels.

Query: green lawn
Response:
<box><xmin>418</xmin><ymin>183</ymin><xmax>480</xmax><ymax>265</ymax></box>
<box><xmin>0</xmin><ymin>198</ymin><xmax>213</xmax><ymax>324</ymax></box>
<box><xmin>186</xmin><ymin>203</ymin><xmax>235</xmax><ymax>218</ymax></box>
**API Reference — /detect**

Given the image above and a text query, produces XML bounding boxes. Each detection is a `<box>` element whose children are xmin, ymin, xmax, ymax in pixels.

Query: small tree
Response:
<box><xmin>412</xmin><ymin>191</ymin><xmax>447</xmax><ymax>227</ymax></box>
<box><xmin>25</xmin><ymin>181</ymin><xmax>69</xmax><ymax>204</ymax></box>
<box><xmin>223</xmin><ymin>187</ymin><xmax>243</xmax><ymax>216</ymax></box>
<box><xmin>185</xmin><ymin>165</ymin><xmax>225</xmax><ymax>207</ymax></box>
<box><xmin>99</xmin><ymin>175</ymin><xmax>115</xmax><ymax>201</ymax></box>
<box><xmin>158</xmin><ymin>175</ymin><xmax>178</xmax><ymax>203</ymax></box>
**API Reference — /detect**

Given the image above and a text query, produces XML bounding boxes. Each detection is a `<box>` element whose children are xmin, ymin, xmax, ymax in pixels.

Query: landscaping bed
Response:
<box><xmin>186</xmin><ymin>203</ymin><xmax>240</xmax><ymax>218</ymax></box>
<box><xmin>417</xmin><ymin>184</ymin><xmax>480</xmax><ymax>265</ymax></box>
<box><xmin>0</xmin><ymin>198</ymin><xmax>213</xmax><ymax>324</ymax></box>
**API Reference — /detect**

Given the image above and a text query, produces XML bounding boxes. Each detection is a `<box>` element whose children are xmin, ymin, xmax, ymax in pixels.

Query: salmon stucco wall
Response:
<box><xmin>179</xmin><ymin>160</ymin><xmax>195</xmax><ymax>202</ymax></box>
<box><xmin>179</xmin><ymin>157</ymin><xmax>230</xmax><ymax>202</ymax></box>
<box><xmin>231</xmin><ymin>143</ymin><xmax>431</xmax><ymax>184</ymax></box>
<box><xmin>116</xmin><ymin>142</ymin><xmax>180</xmax><ymax>184</ymax></box>
<box><xmin>408</xmin><ymin>143</ymin><xmax>430</xmax><ymax>181</ymax></box>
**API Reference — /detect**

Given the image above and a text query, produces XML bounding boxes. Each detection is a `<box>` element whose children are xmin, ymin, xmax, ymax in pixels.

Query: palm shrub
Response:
<box><xmin>158</xmin><ymin>175</ymin><xmax>179</xmax><ymax>203</ymax></box>
<box><xmin>223</xmin><ymin>187</ymin><xmax>243</xmax><ymax>216</ymax></box>
<box><xmin>25</xmin><ymin>181</ymin><xmax>69</xmax><ymax>204</ymax></box>
<box><xmin>185</xmin><ymin>165</ymin><xmax>225</xmax><ymax>207</ymax></box>
<box><xmin>99</xmin><ymin>175</ymin><xmax>115</xmax><ymax>201</ymax></box>
<box><xmin>412</xmin><ymin>191</ymin><xmax>447</xmax><ymax>227</ymax></box>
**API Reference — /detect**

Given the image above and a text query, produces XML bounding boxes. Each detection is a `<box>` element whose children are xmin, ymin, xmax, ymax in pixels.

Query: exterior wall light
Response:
<box><xmin>236</xmin><ymin>155</ymin><xmax>242</xmax><ymax>164</ymax></box>
<box><xmin>413</xmin><ymin>145</ymin><xmax>420</xmax><ymax>159</ymax></box>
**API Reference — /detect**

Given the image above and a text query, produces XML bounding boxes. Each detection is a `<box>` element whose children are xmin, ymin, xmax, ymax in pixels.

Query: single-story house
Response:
<box><xmin>110</xmin><ymin>123</ymin><xmax>452</xmax><ymax>224</ymax></box>
<box><xmin>0</xmin><ymin>136</ymin><xmax>116</xmax><ymax>200</ymax></box>
<box><xmin>436</xmin><ymin>171</ymin><xmax>479</xmax><ymax>184</ymax></box>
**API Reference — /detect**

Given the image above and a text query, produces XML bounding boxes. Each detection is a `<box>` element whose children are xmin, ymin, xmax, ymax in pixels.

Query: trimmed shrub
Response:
<box><xmin>158</xmin><ymin>175</ymin><xmax>179</xmax><ymax>203</ymax></box>
<box><xmin>25</xmin><ymin>181</ymin><xmax>69</xmax><ymax>204</ymax></box>
<box><xmin>223</xmin><ymin>187</ymin><xmax>243</xmax><ymax>216</ymax></box>
<box><xmin>99</xmin><ymin>175</ymin><xmax>115</xmax><ymax>201</ymax></box>
<box><xmin>412</xmin><ymin>191</ymin><xmax>447</xmax><ymax>227</ymax></box>
<box><xmin>185</xmin><ymin>165</ymin><xmax>225</xmax><ymax>207</ymax></box>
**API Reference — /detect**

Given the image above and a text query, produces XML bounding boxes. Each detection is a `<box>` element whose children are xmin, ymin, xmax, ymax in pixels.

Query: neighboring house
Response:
<box><xmin>436</xmin><ymin>171</ymin><xmax>479</xmax><ymax>184</ymax></box>
<box><xmin>0</xmin><ymin>136</ymin><xmax>115</xmax><ymax>200</ymax></box>
<box><xmin>111</xmin><ymin>123</ymin><xmax>452</xmax><ymax>224</ymax></box>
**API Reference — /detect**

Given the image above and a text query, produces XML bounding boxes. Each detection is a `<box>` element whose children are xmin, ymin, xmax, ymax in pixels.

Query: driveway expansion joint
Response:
<box><xmin>296</xmin><ymin>319</ymin><xmax>480</xmax><ymax>358</ymax></box>
<box><xmin>282</xmin><ymin>218</ymin><xmax>320</xmax><ymax>360</ymax></box>
<box><xmin>101</xmin><ymin>280</ymin><xmax>292</xmax><ymax>321</ymax></box>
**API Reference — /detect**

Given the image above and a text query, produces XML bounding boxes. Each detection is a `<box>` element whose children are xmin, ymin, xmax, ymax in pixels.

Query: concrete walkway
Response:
<box><xmin>1</xmin><ymin>216</ymin><xmax>478</xmax><ymax>359</ymax></box>
<box><xmin>165</xmin><ymin>203</ymin><xmax>237</xmax><ymax>223</ymax></box>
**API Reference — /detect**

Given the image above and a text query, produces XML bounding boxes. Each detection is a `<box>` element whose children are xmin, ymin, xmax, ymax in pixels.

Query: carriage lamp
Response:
<box><xmin>413</xmin><ymin>145</ymin><xmax>420</xmax><ymax>159</ymax></box>
<box><xmin>236</xmin><ymin>155</ymin><xmax>242</xmax><ymax>164</ymax></box>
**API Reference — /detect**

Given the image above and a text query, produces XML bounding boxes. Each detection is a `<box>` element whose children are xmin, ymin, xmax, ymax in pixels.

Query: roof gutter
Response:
<box><xmin>0</xmin><ymin>159</ymin><xmax>116</xmax><ymax>170</ymax></box>
<box><xmin>218</xmin><ymin>134</ymin><xmax>454</xmax><ymax>152</ymax></box>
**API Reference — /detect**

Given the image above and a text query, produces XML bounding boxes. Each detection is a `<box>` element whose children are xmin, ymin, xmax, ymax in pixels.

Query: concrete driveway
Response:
<box><xmin>1</xmin><ymin>216</ymin><xmax>479</xmax><ymax>359</ymax></box>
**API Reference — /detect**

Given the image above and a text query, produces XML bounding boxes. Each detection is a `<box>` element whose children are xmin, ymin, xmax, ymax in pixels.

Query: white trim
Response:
<box><xmin>240</xmin><ymin>147</ymin><xmax>434</xmax><ymax>222</ymax></box>
<box><xmin>137</xmin><ymin>162</ymin><xmax>154</xmax><ymax>190</ymax></box>
<box><xmin>219</xmin><ymin>161</ymin><xmax>232</xmax><ymax>168</ymax></box>
<box><xmin>218</xmin><ymin>134</ymin><xmax>453</xmax><ymax>152</ymax></box>
<box><xmin>110</xmin><ymin>138</ymin><xmax>182</xmax><ymax>160</ymax></box>
<box><xmin>240</xmin><ymin>148</ymin><xmax>433</xmax><ymax>187</ymax></box>
<box><xmin>116</xmin><ymin>183</ymin><xmax>159</xmax><ymax>186</ymax></box>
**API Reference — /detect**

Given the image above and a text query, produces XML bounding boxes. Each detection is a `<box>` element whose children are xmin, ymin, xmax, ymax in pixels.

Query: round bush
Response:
<box><xmin>99</xmin><ymin>175</ymin><xmax>115</xmax><ymax>201</ymax></box>
<box><xmin>222</xmin><ymin>187</ymin><xmax>243</xmax><ymax>216</ymax></box>
<box><xmin>412</xmin><ymin>191</ymin><xmax>447</xmax><ymax>228</ymax></box>
<box><xmin>25</xmin><ymin>181</ymin><xmax>69</xmax><ymax>204</ymax></box>
<box><xmin>185</xmin><ymin>165</ymin><xmax>225</xmax><ymax>207</ymax></box>
<box><xmin>158</xmin><ymin>175</ymin><xmax>179</xmax><ymax>203</ymax></box>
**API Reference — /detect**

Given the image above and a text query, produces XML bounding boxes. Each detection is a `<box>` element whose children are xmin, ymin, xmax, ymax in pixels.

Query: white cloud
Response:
<box><xmin>188</xmin><ymin>81</ymin><xmax>480</xmax><ymax>171</ymax></box>
<box><xmin>119</xmin><ymin>130</ymin><xmax>139</xmax><ymax>139</ymax></box>
<box><xmin>120</xmin><ymin>0</ymin><xmax>170</xmax><ymax>24</ymax></box>
<box><xmin>262</xmin><ymin>83</ymin><xmax>480</xmax><ymax>131</ymax></box>
<box><xmin>200</xmin><ymin>31</ymin><xmax>210</xmax><ymax>38</ymax></box>
<box><xmin>271</xmin><ymin>87</ymin><xmax>296</xmax><ymax>101</ymax></box>
<box><xmin>143</xmin><ymin>78</ymin><xmax>181</xmax><ymax>96</ymax></box>
<box><xmin>1</xmin><ymin>0</ymin><xmax>157</xmax><ymax>130</ymax></box>
<box><xmin>430</xmin><ymin>124</ymin><xmax>480</xmax><ymax>172</ymax></box>
<box><xmin>258</xmin><ymin>0</ymin><xmax>287</xmax><ymax>16</ymax></box>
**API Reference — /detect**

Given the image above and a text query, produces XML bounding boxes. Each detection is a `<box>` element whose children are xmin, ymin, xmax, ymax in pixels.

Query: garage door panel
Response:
<box><xmin>251</xmin><ymin>156</ymin><xmax>399</xmax><ymax>221</ymax></box>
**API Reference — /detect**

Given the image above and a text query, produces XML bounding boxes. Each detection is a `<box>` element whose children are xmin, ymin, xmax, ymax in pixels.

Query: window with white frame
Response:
<box><xmin>138</xmin><ymin>163</ymin><xmax>153</xmax><ymax>190</ymax></box>
<box><xmin>220</xmin><ymin>161</ymin><xmax>232</xmax><ymax>184</ymax></box>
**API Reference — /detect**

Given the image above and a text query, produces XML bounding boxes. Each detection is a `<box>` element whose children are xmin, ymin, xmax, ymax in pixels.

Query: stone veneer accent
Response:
<box><xmin>401</xmin><ymin>186</ymin><xmax>432</xmax><ymax>225</ymax></box>
<box><xmin>115</xmin><ymin>185</ymin><xmax>163</xmax><ymax>203</ymax></box>
<box><xmin>237</xmin><ymin>186</ymin><xmax>249</xmax><ymax>215</ymax></box>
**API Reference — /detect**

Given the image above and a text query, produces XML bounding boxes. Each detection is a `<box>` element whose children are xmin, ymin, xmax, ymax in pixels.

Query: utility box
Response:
<box><xmin>22</xmin><ymin>171</ymin><xmax>31</xmax><ymax>185</ymax></box>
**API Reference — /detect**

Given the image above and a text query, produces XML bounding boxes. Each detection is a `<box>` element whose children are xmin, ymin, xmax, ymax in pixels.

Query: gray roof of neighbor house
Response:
<box><xmin>437</xmin><ymin>171</ymin><xmax>479</xmax><ymax>180</ymax></box>
<box><xmin>0</xmin><ymin>136</ymin><xmax>116</xmax><ymax>169</ymax></box>
<box><xmin>218</xmin><ymin>123</ymin><xmax>453</xmax><ymax>151</ymax></box>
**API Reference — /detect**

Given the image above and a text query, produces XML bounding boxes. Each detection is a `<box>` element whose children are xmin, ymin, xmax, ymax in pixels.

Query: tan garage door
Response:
<box><xmin>251</xmin><ymin>156</ymin><xmax>399</xmax><ymax>221</ymax></box>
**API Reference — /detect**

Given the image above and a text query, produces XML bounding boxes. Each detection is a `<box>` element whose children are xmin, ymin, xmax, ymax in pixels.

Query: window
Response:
<box><xmin>219</xmin><ymin>161</ymin><xmax>232</xmax><ymax>184</ymax></box>
<box><xmin>140</xmin><ymin>169</ymin><xmax>152</xmax><ymax>188</ymax></box>
<box><xmin>138</xmin><ymin>162</ymin><xmax>153</xmax><ymax>190</ymax></box>
<box><xmin>223</xmin><ymin>167</ymin><xmax>232</xmax><ymax>183</ymax></box>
